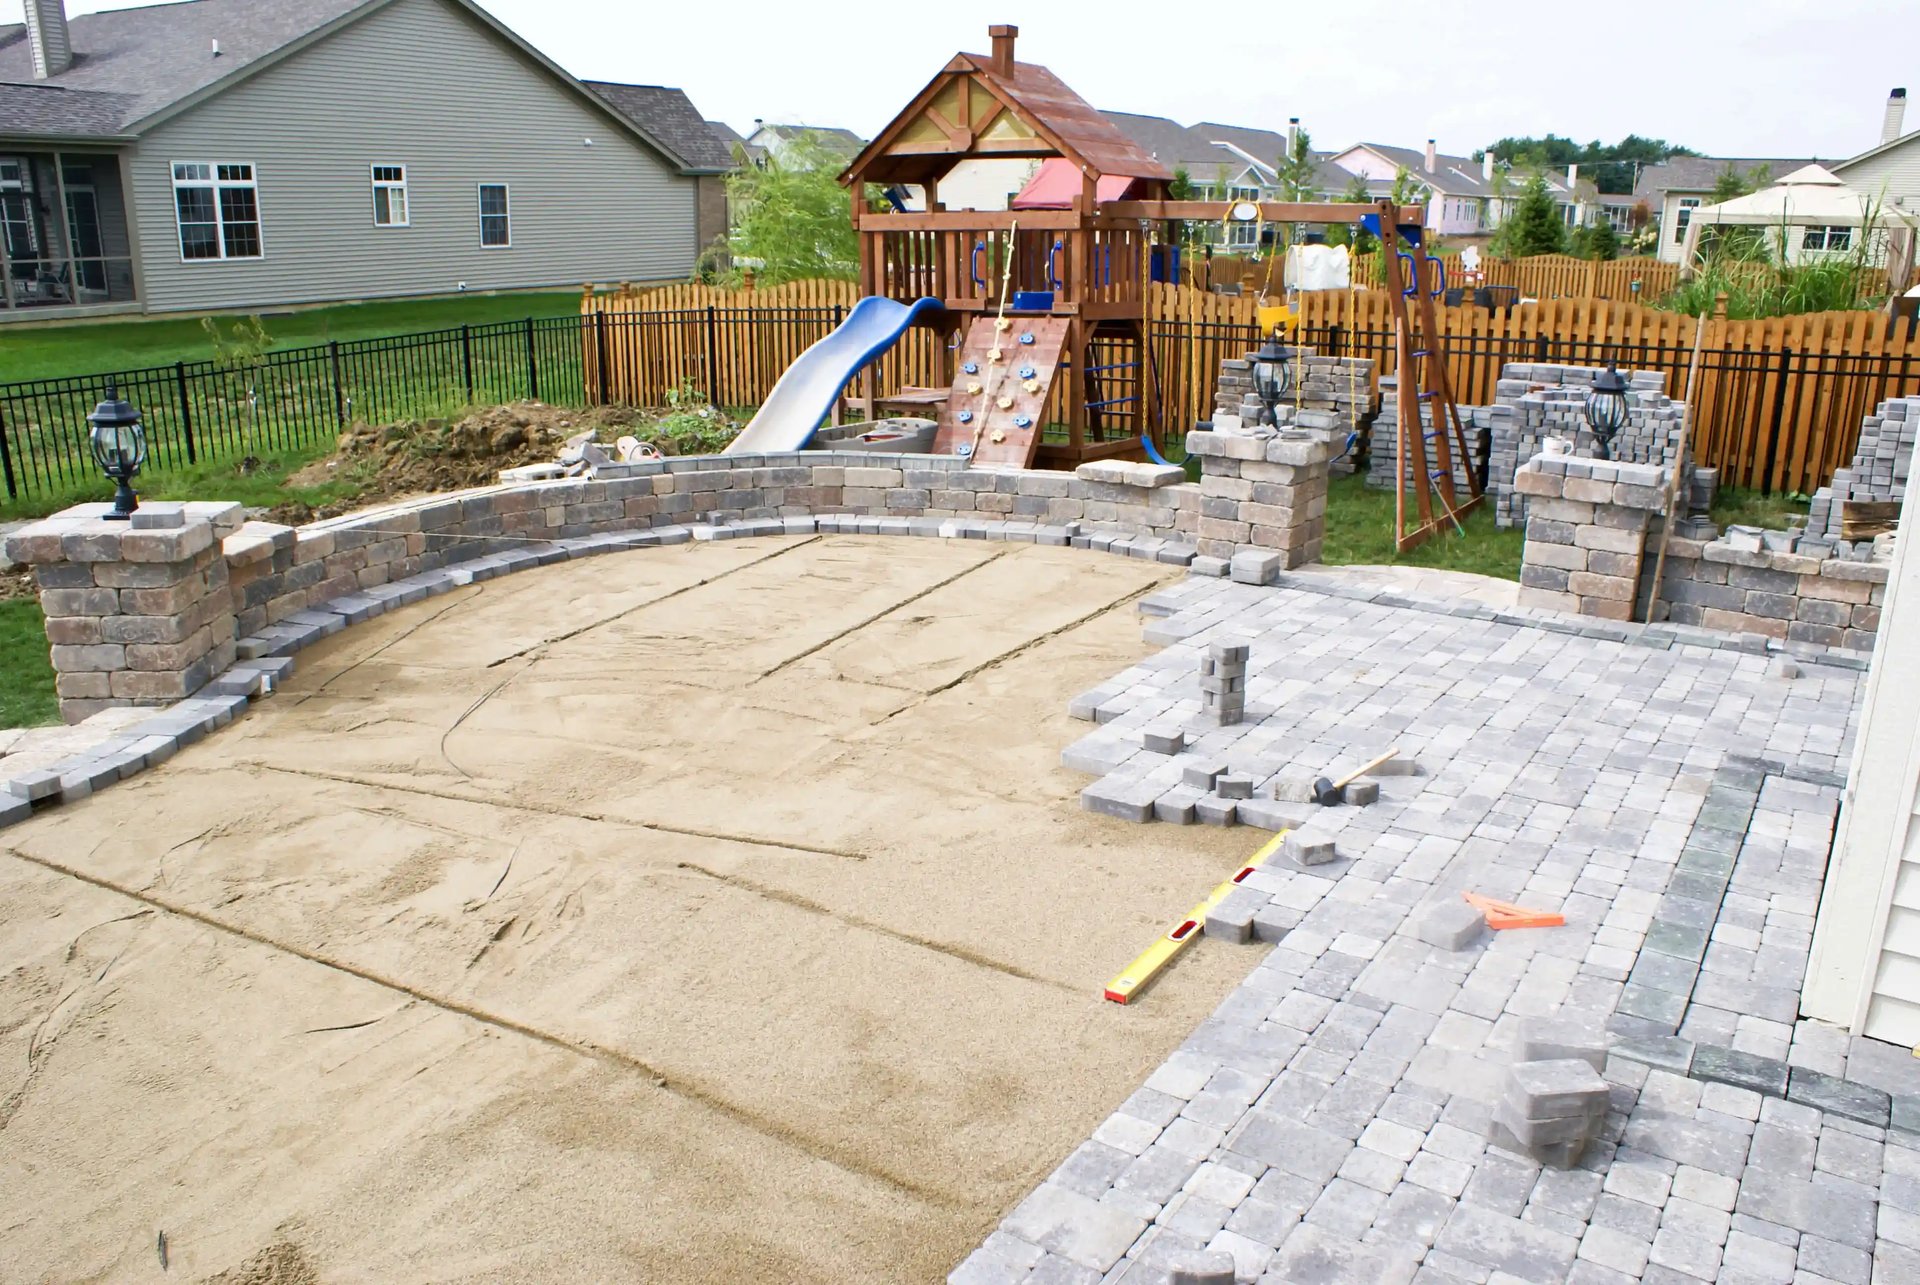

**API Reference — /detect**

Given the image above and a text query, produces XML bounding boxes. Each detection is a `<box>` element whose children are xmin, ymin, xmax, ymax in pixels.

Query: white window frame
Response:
<box><xmin>1802</xmin><ymin>224</ymin><xmax>1854</xmax><ymax>253</ymax></box>
<box><xmin>171</xmin><ymin>161</ymin><xmax>263</xmax><ymax>262</ymax></box>
<box><xmin>1673</xmin><ymin>196</ymin><xmax>1701</xmax><ymax>245</ymax></box>
<box><xmin>371</xmin><ymin>164</ymin><xmax>409</xmax><ymax>228</ymax></box>
<box><xmin>478</xmin><ymin>182</ymin><xmax>510</xmax><ymax>249</ymax></box>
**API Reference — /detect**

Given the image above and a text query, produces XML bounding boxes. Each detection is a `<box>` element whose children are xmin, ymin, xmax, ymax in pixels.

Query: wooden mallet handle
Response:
<box><xmin>1333</xmin><ymin>746</ymin><xmax>1400</xmax><ymax>791</ymax></box>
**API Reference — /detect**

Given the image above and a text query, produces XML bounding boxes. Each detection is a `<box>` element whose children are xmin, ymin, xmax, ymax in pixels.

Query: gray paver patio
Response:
<box><xmin>954</xmin><ymin>569</ymin><xmax>1920</xmax><ymax>1285</ymax></box>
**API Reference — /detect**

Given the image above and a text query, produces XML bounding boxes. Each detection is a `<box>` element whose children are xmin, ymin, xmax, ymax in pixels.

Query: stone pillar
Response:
<box><xmin>1184</xmin><ymin>428</ymin><xmax>1331</xmax><ymax>568</ymax></box>
<box><xmin>3</xmin><ymin>501</ymin><xmax>243</xmax><ymax>723</ymax></box>
<box><xmin>1513</xmin><ymin>457</ymin><xmax>1669</xmax><ymax>621</ymax></box>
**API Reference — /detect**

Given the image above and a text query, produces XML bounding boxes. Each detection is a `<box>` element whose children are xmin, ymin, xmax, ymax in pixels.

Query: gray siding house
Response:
<box><xmin>0</xmin><ymin>0</ymin><xmax>730</xmax><ymax>319</ymax></box>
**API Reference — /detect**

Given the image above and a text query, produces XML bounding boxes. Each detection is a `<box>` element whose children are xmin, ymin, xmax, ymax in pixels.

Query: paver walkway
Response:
<box><xmin>958</xmin><ymin>572</ymin><xmax>1920</xmax><ymax>1285</ymax></box>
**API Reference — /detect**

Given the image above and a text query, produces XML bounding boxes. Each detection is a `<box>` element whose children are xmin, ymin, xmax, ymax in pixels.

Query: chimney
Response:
<box><xmin>1885</xmin><ymin>88</ymin><xmax>1909</xmax><ymax>145</ymax></box>
<box><xmin>23</xmin><ymin>0</ymin><xmax>72</xmax><ymax>79</ymax></box>
<box><xmin>989</xmin><ymin>24</ymin><xmax>1018</xmax><ymax>78</ymax></box>
<box><xmin>1287</xmin><ymin>116</ymin><xmax>1300</xmax><ymax>154</ymax></box>
<box><xmin>1567</xmin><ymin>162</ymin><xmax>1579</xmax><ymax>187</ymax></box>
<box><xmin>1424</xmin><ymin>139</ymin><xmax>1436</xmax><ymax>174</ymax></box>
<box><xmin>1483</xmin><ymin>152</ymin><xmax>1494</xmax><ymax>181</ymax></box>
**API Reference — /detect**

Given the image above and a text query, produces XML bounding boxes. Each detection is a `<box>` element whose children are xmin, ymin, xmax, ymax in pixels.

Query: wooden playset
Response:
<box><xmin>838</xmin><ymin>24</ymin><xmax>1479</xmax><ymax>548</ymax></box>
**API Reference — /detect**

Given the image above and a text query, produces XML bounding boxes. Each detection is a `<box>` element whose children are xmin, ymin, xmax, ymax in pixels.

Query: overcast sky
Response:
<box><xmin>66</xmin><ymin>0</ymin><xmax>1907</xmax><ymax>160</ymax></box>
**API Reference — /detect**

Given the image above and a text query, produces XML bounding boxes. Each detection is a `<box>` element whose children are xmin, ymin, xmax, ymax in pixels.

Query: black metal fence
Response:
<box><xmin>9</xmin><ymin>307</ymin><xmax>1917</xmax><ymax>506</ymax></box>
<box><xmin>0</xmin><ymin>315</ymin><xmax>591</xmax><ymax>505</ymax></box>
<box><xmin>1148</xmin><ymin>319</ymin><xmax>1920</xmax><ymax>494</ymax></box>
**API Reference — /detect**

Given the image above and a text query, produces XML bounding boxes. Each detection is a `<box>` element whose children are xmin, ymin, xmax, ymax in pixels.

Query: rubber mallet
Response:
<box><xmin>1312</xmin><ymin>746</ymin><xmax>1400</xmax><ymax>806</ymax></box>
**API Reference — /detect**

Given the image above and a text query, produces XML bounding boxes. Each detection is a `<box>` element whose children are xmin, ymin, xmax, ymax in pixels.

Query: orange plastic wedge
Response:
<box><xmin>1462</xmin><ymin>891</ymin><xmax>1565</xmax><ymax>930</ymax></box>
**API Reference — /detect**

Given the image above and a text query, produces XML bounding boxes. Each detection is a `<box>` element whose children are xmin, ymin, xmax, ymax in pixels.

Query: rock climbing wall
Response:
<box><xmin>932</xmin><ymin>315</ymin><xmax>1069</xmax><ymax>467</ymax></box>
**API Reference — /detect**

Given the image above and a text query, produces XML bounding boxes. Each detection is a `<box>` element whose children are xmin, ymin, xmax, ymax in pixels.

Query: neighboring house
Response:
<box><xmin>740</xmin><ymin>121</ymin><xmax>864</xmax><ymax>169</ymax></box>
<box><xmin>1832</xmin><ymin>88</ymin><xmax>1920</xmax><ymax>214</ymax></box>
<box><xmin>706</xmin><ymin>119</ymin><xmax>749</xmax><ymax>162</ymax></box>
<box><xmin>583</xmin><ymin>81</ymin><xmax>735</xmax><ymax>255</ymax></box>
<box><xmin>1328</xmin><ymin>141</ymin><xmax>1604</xmax><ymax>237</ymax></box>
<box><xmin>1633</xmin><ymin>154</ymin><xmax>1822</xmax><ymax>264</ymax></box>
<box><xmin>0</xmin><ymin>0</ymin><xmax>730</xmax><ymax>320</ymax></box>
<box><xmin>1100</xmin><ymin>111</ymin><xmax>1363</xmax><ymax>249</ymax></box>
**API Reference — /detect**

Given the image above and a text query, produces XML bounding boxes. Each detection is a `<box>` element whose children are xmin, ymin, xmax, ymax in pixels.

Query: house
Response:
<box><xmin>1327</xmin><ymin>141</ymin><xmax>1604</xmax><ymax>238</ymax></box>
<box><xmin>0</xmin><ymin>0</ymin><xmax>730</xmax><ymax>319</ymax></box>
<box><xmin>583</xmin><ymin>81</ymin><xmax>735</xmax><ymax>256</ymax></box>
<box><xmin>1632</xmin><ymin>154</ymin><xmax>1823</xmax><ymax>264</ymax></box>
<box><xmin>1099</xmin><ymin>112</ymin><xmax>1364</xmax><ymax>249</ymax></box>
<box><xmin>1832</xmin><ymin>88</ymin><xmax>1920</xmax><ymax>214</ymax></box>
<box><xmin>739</xmin><ymin>121</ymin><xmax>865</xmax><ymax>169</ymax></box>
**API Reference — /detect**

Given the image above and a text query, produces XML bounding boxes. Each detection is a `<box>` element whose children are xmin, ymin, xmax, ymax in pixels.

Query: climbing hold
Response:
<box><xmin>1012</xmin><ymin>415</ymin><xmax>1032</xmax><ymax>429</ymax></box>
<box><xmin>995</xmin><ymin>317</ymin><xmax>1012</xmax><ymax>331</ymax></box>
<box><xmin>1018</xmin><ymin>365</ymin><xmax>1035</xmax><ymax>379</ymax></box>
<box><xmin>956</xmin><ymin>442</ymin><xmax>974</xmax><ymax>457</ymax></box>
<box><xmin>1018</xmin><ymin>332</ymin><xmax>1035</xmax><ymax>345</ymax></box>
<box><xmin>1022</xmin><ymin>379</ymin><xmax>1040</xmax><ymax>394</ymax></box>
<box><xmin>988</xmin><ymin>349</ymin><xmax>1003</xmax><ymax>362</ymax></box>
<box><xmin>957</xmin><ymin>410</ymin><xmax>974</xmax><ymax>424</ymax></box>
<box><xmin>990</xmin><ymin>429</ymin><xmax>1006</xmax><ymax>444</ymax></box>
<box><xmin>962</xmin><ymin>361</ymin><xmax>979</xmax><ymax>375</ymax></box>
<box><xmin>966</xmin><ymin>382</ymin><xmax>982</xmax><ymax>395</ymax></box>
<box><xmin>997</xmin><ymin>395</ymin><xmax>1014</xmax><ymax>410</ymax></box>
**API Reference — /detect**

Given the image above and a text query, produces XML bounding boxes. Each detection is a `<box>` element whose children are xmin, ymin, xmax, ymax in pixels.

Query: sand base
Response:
<box><xmin>1</xmin><ymin>536</ymin><xmax>1259</xmax><ymax>1282</ymax></box>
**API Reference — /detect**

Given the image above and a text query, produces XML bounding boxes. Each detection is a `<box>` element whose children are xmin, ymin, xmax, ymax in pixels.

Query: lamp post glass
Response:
<box><xmin>1252</xmin><ymin>339</ymin><xmax>1293</xmax><ymax>424</ymax></box>
<box><xmin>87</xmin><ymin>383</ymin><xmax>147</xmax><ymax>520</ymax></box>
<box><xmin>1585</xmin><ymin>363</ymin><xmax>1629</xmax><ymax>460</ymax></box>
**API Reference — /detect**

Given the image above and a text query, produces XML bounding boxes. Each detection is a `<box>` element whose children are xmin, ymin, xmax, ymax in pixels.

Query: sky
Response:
<box><xmin>62</xmin><ymin>0</ymin><xmax>1911</xmax><ymax>161</ymax></box>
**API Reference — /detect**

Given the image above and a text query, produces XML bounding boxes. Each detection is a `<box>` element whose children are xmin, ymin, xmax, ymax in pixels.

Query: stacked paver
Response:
<box><xmin>1197</xmin><ymin>639</ymin><xmax>1247</xmax><ymax>727</ymax></box>
<box><xmin>1487</xmin><ymin>364</ymin><xmax>1685</xmax><ymax>529</ymax></box>
<box><xmin>1211</xmin><ymin>349</ymin><xmax>1374</xmax><ymax>475</ymax></box>
<box><xmin>6</xmin><ymin>501</ymin><xmax>243</xmax><ymax>722</ymax></box>
<box><xmin>1185</xmin><ymin>430</ymin><xmax>1332</xmax><ymax>566</ymax></box>
<box><xmin>1489</xmin><ymin>1018</ymin><xmax>1614</xmax><ymax>1168</ymax></box>
<box><xmin>1805</xmin><ymin>394</ymin><xmax>1917</xmax><ymax>540</ymax></box>
<box><xmin>1364</xmin><ymin>377</ymin><xmax>1494</xmax><ymax>494</ymax></box>
<box><xmin>1513</xmin><ymin>456</ymin><xmax>1671</xmax><ymax>621</ymax></box>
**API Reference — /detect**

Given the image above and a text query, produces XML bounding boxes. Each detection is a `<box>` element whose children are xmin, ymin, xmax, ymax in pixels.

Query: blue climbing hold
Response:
<box><xmin>1018</xmin><ymin>365</ymin><xmax>1035</xmax><ymax>379</ymax></box>
<box><xmin>1018</xmin><ymin>332</ymin><xmax>1035</xmax><ymax>346</ymax></box>
<box><xmin>962</xmin><ymin>361</ymin><xmax>979</xmax><ymax>375</ymax></box>
<box><xmin>957</xmin><ymin>410</ymin><xmax>974</xmax><ymax>424</ymax></box>
<box><xmin>1013</xmin><ymin>414</ymin><xmax>1032</xmax><ymax>429</ymax></box>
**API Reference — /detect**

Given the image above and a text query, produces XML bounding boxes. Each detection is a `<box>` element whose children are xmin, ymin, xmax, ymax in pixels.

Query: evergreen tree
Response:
<box><xmin>1275</xmin><ymin>128</ymin><xmax>1319</xmax><ymax>202</ymax></box>
<box><xmin>1323</xmin><ymin>173</ymin><xmax>1377</xmax><ymax>255</ymax></box>
<box><xmin>1492</xmin><ymin>174</ymin><xmax>1568</xmax><ymax>257</ymax></box>
<box><xmin>1575</xmin><ymin>218</ymin><xmax>1620</xmax><ymax>261</ymax></box>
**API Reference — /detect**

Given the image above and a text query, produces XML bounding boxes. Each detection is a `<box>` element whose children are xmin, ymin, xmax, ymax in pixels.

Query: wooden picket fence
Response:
<box><xmin>582</xmin><ymin>279</ymin><xmax>1920</xmax><ymax>495</ymax></box>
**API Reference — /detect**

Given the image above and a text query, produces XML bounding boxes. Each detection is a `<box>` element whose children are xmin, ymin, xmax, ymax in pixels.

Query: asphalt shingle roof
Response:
<box><xmin>584</xmin><ymin>81</ymin><xmax>734</xmax><ymax>173</ymax></box>
<box><xmin>0</xmin><ymin>0</ymin><xmax>365</xmax><ymax>135</ymax></box>
<box><xmin>0</xmin><ymin>80</ymin><xmax>139</xmax><ymax>137</ymax></box>
<box><xmin>1631</xmin><ymin>155</ymin><xmax>1823</xmax><ymax>200</ymax></box>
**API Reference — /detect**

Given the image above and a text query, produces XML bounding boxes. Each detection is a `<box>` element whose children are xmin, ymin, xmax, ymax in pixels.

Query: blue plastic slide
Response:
<box><xmin>723</xmin><ymin>295</ymin><xmax>944</xmax><ymax>454</ymax></box>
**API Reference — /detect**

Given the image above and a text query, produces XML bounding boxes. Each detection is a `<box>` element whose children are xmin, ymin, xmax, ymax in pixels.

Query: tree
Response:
<box><xmin>1169</xmin><ymin>166</ymin><xmax>1195</xmax><ymax>200</ymax></box>
<box><xmin>1491</xmin><ymin>174</ymin><xmax>1568</xmax><ymax>257</ymax></box>
<box><xmin>1275</xmin><ymin>127</ymin><xmax>1319</xmax><ymax>202</ymax></box>
<box><xmin>1574</xmin><ymin>218</ymin><xmax>1620</xmax><ymax>261</ymax></box>
<box><xmin>1323</xmin><ymin>173</ymin><xmax>1377</xmax><ymax>255</ymax></box>
<box><xmin>718</xmin><ymin>132</ymin><xmax>859</xmax><ymax>284</ymax></box>
<box><xmin>1474</xmin><ymin>134</ymin><xmax>1696</xmax><ymax>195</ymax></box>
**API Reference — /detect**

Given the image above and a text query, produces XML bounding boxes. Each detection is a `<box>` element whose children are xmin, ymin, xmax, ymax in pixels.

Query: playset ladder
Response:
<box><xmin>1377</xmin><ymin>202</ymin><xmax>1482</xmax><ymax>551</ymax></box>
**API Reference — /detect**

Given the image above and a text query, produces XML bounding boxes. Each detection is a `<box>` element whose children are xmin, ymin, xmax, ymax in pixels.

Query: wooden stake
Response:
<box><xmin>1640</xmin><ymin>304</ymin><xmax>1713</xmax><ymax>623</ymax></box>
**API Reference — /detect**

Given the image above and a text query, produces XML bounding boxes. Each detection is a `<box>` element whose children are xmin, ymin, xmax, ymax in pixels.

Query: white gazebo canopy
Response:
<box><xmin>1679</xmin><ymin>164</ymin><xmax>1919</xmax><ymax>281</ymax></box>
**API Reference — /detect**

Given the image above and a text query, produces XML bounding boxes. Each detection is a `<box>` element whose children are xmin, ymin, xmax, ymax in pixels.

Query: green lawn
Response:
<box><xmin>1711</xmin><ymin>485</ymin><xmax>1809</xmax><ymax>532</ymax></box>
<box><xmin>0</xmin><ymin>438</ymin><xmax>369</xmax><ymax>524</ymax></box>
<box><xmin>1</xmin><ymin>291</ymin><xmax>581</xmax><ymax>383</ymax></box>
<box><xmin>0</xmin><ymin>599</ymin><xmax>58</xmax><ymax>729</ymax></box>
<box><xmin>1320</xmin><ymin>472</ymin><xmax>1524</xmax><ymax>580</ymax></box>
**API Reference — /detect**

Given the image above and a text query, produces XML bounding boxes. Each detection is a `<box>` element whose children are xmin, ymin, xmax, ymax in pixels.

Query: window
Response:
<box><xmin>478</xmin><ymin>183</ymin><xmax>509</xmax><ymax>248</ymax></box>
<box><xmin>1674</xmin><ymin>197</ymin><xmax>1700</xmax><ymax>245</ymax></box>
<box><xmin>172</xmin><ymin>162</ymin><xmax>261</xmax><ymax>260</ymax></box>
<box><xmin>1802</xmin><ymin>225</ymin><xmax>1853</xmax><ymax>252</ymax></box>
<box><xmin>0</xmin><ymin>158</ymin><xmax>36</xmax><ymax>261</ymax></box>
<box><xmin>371</xmin><ymin>164</ymin><xmax>408</xmax><ymax>227</ymax></box>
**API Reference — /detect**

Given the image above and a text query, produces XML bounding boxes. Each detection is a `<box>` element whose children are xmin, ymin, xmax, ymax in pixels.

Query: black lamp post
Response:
<box><xmin>1584</xmin><ymin>362</ymin><xmax>1629</xmax><ymax>460</ymax></box>
<box><xmin>1251</xmin><ymin>336</ymin><xmax>1293</xmax><ymax>426</ymax></box>
<box><xmin>87</xmin><ymin>381</ymin><xmax>146</xmax><ymax>520</ymax></box>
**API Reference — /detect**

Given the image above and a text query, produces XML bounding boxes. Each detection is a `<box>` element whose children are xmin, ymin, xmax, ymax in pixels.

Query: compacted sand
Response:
<box><xmin>0</xmin><ymin>535</ymin><xmax>1260</xmax><ymax>1283</ymax></box>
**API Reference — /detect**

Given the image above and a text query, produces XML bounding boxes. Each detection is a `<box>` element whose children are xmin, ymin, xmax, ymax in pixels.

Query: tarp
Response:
<box><xmin>1010</xmin><ymin>158</ymin><xmax>1142</xmax><ymax>209</ymax></box>
<box><xmin>1284</xmin><ymin>243</ymin><xmax>1351</xmax><ymax>291</ymax></box>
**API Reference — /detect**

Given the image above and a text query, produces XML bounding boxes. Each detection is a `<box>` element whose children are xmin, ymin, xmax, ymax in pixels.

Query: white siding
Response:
<box><xmin>1804</xmin><ymin>479</ymin><xmax>1920</xmax><ymax>1040</ymax></box>
<box><xmin>126</xmin><ymin>0</ymin><xmax>696</xmax><ymax>313</ymax></box>
<box><xmin>1835</xmin><ymin>135</ymin><xmax>1920</xmax><ymax>214</ymax></box>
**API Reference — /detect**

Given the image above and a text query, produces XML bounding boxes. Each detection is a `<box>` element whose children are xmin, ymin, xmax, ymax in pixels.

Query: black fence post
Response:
<box><xmin>1762</xmin><ymin>346</ymin><xmax>1795</xmax><ymax>496</ymax></box>
<box><xmin>173</xmin><ymin>361</ymin><xmax>198</xmax><ymax>464</ymax></box>
<box><xmin>705</xmin><ymin>305</ymin><xmax>720</xmax><ymax>406</ymax></box>
<box><xmin>460</xmin><ymin>323</ymin><xmax>475</xmax><ymax>402</ymax></box>
<box><xmin>524</xmin><ymin>317</ymin><xmax>539</xmax><ymax>401</ymax></box>
<box><xmin>594</xmin><ymin>310</ymin><xmax>610</xmax><ymax>405</ymax></box>
<box><xmin>1534</xmin><ymin>335</ymin><xmax>1550</xmax><ymax>364</ymax></box>
<box><xmin>328</xmin><ymin>341</ymin><xmax>346</xmax><ymax>426</ymax></box>
<box><xmin>0</xmin><ymin>401</ymin><xmax>17</xmax><ymax>501</ymax></box>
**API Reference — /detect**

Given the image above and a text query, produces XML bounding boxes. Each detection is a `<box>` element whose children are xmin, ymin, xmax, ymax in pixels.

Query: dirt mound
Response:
<box><xmin>266</xmin><ymin>401</ymin><xmax>678</xmax><ymax>525</ymax></box>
